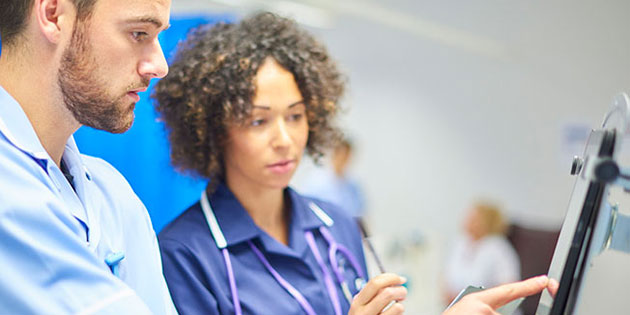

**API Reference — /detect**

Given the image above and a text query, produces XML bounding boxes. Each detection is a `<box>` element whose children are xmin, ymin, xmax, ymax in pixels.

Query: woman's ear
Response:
<box><xmin>34</xmin><ymin>0</ymin><xmax>74</xmax><ymax>44</ymax></box>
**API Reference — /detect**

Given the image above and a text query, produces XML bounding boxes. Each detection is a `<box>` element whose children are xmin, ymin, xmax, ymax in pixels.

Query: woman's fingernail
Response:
<box><xmin>400</xmin><ymin>276</ymin><xmax>407</xmax><ymax>283</ymax></box>
<box><xmin>536</xmin><ymin>275</ymin><xmax>549</xmax><ymax>285</ymax></box>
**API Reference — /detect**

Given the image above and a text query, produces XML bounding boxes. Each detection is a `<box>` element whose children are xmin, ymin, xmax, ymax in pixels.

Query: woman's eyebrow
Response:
<box><xmin>251</xmin><ymin>100</ymin><xmax>305</xmax><ymax>110</ymax></box>
<box><xmin>288</xmin><ymin>100</ymin><xmax>305</xmax><ymax>108</ymax></box>
<box><xmin>251</xmin><ymin>105</ymin><xmax>270</xmax><ymax>110</ymax></box>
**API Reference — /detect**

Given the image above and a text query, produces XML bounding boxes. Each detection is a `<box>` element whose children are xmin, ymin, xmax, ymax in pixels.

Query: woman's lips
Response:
<box><xmin>267</xmin><ymin>160</ymin><xmax>295</xmax><ymax>174</ymax></box>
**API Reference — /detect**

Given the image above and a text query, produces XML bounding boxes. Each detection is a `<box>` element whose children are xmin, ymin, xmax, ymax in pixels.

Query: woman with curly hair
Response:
<box><xmin>153</xmin><ymin>12</ymin><xmax>407</xmax><ymax>315</ymax></box>
<box><xmin>152</xmin><ymin>11</ymin><xmax>555</xmax><ymax>315</ymax></box>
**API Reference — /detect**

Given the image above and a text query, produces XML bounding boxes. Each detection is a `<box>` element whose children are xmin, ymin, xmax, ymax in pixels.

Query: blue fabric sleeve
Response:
<box><xmin>83</xmin><ymin>155</ymin><xmax>177</xmax><ymax>315</ymax></box>
<box><xmin>0</xmin><ymin>141</ymin><xmax>151</xmax><ymax>314</ymax></box>
<box><xmin>160</xmin><ymin>238</ymin><xmax>221</xmax><ymax>315</ymax></box>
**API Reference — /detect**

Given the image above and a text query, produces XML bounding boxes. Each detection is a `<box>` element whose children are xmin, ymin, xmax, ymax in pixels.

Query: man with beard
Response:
<box><xmin>0</xmin><ymin>0</ymin><xmax>175</xmax><ymax>313</ymax></box>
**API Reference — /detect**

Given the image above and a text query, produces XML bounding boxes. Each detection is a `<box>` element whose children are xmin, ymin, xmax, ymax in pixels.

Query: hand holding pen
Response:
<box><xmin>348</xmin><ymin>273</ymin><xmax>407</xmax><ymax>315</ymax></box>
<box><xmin>348</xmin><ymin>219</ymin><xmax>408</xmax><ymax>315</ymax></box>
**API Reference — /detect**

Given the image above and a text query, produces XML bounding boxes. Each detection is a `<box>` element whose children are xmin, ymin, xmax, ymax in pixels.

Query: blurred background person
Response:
<box><xmin>301</xmin><ymin>137</ymin><xmax>365</xmax><ymax>219</ymax></box>
<box><xmin>442</xmin><ymin>201</ymin><xmax>521</xmax><ymax>306</ymax></box>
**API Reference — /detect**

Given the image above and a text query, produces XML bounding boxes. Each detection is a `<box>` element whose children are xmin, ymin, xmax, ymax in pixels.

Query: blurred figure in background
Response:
<box><xmin>442</xmin><ymin>201</ymin><xmax>521</xmax><ymax>305</ymax></box>
<box><xmin>302</xmin><ymin>137</ymin><xmax>365</xmax><ymax>218</ymax></box>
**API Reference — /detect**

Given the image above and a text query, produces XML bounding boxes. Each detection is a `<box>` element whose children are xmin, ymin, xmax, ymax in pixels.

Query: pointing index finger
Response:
<box><xmin>474</xmin><ymin>275</ymin><xmax>549</xmax><ymax>309</ymax></box>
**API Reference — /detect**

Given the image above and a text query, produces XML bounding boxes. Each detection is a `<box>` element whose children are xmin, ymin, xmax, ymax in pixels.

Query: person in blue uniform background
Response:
<box><xmin>153</xmin><ymin>11</ymin><xmax>555</xmax><ymax>315</ymax></box>
<box><xmin>153</xmin><ymin>12</ymin><xmax>408</xmax><ymax>315</ymax></box>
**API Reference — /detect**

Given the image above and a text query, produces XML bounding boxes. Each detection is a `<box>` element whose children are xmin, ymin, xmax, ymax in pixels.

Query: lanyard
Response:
<box><xmin>248</xmin><ymin>240</ymin><xmax>318</xmax><ymax>315</ymax></box>
<box><xmin>200</xmin><ymin>191</ymin><xmax>365</xmax><ymax>315</ymax></box>
<box><xmin>305</xmin><ymin>230</ymin><xmax>343</xmax><ymax>315</ymax></box>
<box><xmin>201</xmin><ymin>191</ymin><xmax>242</xmax><ymax>314</ymax></box>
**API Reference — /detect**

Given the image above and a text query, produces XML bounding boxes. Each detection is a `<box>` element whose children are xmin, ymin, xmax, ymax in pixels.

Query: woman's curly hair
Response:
<box><xmin>152</xmin><ymin>12</ymin><xmax>344</xmax><ymax>190</ymax></box>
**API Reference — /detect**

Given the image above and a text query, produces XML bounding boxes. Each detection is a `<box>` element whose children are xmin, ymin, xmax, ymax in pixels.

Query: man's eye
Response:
<box><xmin>132</xmin><ymin>31</ymin><xmax>149</xmax><ymax>42</ymax></box>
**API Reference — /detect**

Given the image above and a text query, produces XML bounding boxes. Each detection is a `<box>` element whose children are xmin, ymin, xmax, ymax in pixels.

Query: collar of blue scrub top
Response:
<box><xmin>0</xmin><ymin>86</ymin><xmax>89</xmax><ymax>174</ymax></box>
<box><xmin>209</xmin><ymin>183</ymin><xmax>327</xmax><ymax>258</ymax></box>
<box><xmin>0</xmin><ymin>85</ymin><xmax>54</xmax><ymax>162</ymax></box>
<box><xmin>0</xmin><ymin>85</ymin><xmax>93</xmax><ymax>225</ymax></box>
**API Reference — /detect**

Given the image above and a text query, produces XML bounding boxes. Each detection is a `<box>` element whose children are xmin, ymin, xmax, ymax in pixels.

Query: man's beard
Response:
<box><xmin>58</xmin><ymin>21</ymin><xmax>147</xmax><ymax>133</ymax></box>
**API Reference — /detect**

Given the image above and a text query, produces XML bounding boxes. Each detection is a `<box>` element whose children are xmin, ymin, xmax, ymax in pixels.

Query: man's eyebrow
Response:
<box><xmin>124</xmin><ymin>16</ymin><xmax>164</xmax><ymax>28</ymax></box>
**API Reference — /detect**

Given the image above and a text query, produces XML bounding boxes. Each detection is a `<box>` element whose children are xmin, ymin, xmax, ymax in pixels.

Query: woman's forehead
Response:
<box><xmin>251</xmin><ymin>59</ymin><xmax>302</xmax><ymax>109</ymax></box>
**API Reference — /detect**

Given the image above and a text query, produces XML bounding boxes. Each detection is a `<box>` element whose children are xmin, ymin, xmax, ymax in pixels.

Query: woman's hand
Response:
<box><xmin>548</xmin><ymin>278</ymin><xmax>559</xmax><ymax>297</ymax></box>
<box><xmin>349</xmin><ymin>273</ymin><xmax>407</xmax><ymax>315</ymax></box>
<box><xmin>443</xmin><ymin>275</ymin><xmax>550</xmax><ymax>315</ymax></box>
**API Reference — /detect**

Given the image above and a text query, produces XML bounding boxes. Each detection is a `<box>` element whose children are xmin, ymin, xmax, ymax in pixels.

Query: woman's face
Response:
<box><xmin>223</xmin><ymin>57</ymin><xmax>309</xmax><ymax>190</ymax></box>
<box><xmin>464</xmin><ymin>208</ymin><xmax>487</xmax><ymax>240</ymax></box>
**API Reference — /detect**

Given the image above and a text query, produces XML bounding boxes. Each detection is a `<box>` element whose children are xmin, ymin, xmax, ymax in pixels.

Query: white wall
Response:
<box><xmin>294</xmin><ymin>0</ymin><xmax>630</xmax><ymax>231</ymax></box>
<box><xmin>172</xmin><ymin>1</ymin><xmax>630</xmax><ymax>312</ymax></box>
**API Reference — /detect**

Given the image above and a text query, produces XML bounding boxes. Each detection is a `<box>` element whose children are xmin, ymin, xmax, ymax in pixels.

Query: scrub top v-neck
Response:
<box><xmin>159</xmin><ymin>183</ymin><xmax>367</xmax><ymax>315</ymax></box>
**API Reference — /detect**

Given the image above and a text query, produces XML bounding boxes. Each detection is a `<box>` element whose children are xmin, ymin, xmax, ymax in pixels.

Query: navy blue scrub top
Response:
<box><xmin>159</xmin><ymin>184</ymin><xmax>368</xmax><ymax>315</ymax></box>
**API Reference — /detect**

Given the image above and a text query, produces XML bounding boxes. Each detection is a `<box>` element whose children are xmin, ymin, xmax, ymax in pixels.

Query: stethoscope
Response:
<box><xmin>200</xmin><ymin>191</ymin><xmax>366</xmax><ymax>315</ymax></box>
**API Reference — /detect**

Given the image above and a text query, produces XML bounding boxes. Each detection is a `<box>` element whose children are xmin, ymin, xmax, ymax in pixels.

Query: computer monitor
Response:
<box><xmin>536</xmin><ymin>93</ymin><xmax>630</xmax><ymax>315</ymax></box>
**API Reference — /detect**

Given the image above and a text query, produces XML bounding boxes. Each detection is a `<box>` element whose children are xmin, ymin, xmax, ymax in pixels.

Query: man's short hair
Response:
<box><xmin>0</xmin><ymin>0</ymin><xmax>97</xmax><ymax>47</ymax></box>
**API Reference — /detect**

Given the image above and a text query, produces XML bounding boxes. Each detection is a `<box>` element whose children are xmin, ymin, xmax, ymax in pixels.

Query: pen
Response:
<box><xmin>357</xmin><ymin>219</ymin><xmax>398</xmax><ymax>312</ymax></box>
<box><xmin>356</xmin><ymin>219</ymin><xmax>386</xmax><ymax>273</ymax></box>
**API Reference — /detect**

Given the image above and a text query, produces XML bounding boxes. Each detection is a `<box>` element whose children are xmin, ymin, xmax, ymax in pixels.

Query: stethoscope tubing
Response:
<box><xmin>200</xmin><ymin>190</ymin><xmax>366</xmax><ymax>315</ymax></box>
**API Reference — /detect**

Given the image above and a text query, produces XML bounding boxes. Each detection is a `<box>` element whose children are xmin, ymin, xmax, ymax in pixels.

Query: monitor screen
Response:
<box><xmin>537</xmin><ymin>93</ymin><xmax>630</xmax><ymax>315</ymax></box>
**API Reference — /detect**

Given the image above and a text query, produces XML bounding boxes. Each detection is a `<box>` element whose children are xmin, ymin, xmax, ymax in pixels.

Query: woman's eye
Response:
<box><xmin>132</xmin><ymin>31</ymin><xmax>149</xmax><ymax>42</ymax></box>
<box><xmin>250</xmin><ymin>119</ymin><xmax>265</xmax><ymax>126</ymax></box>
<box><xmin>288</xmin><ymin>113</ymin><xmax>303</xmax><ymax>121</ymax></box>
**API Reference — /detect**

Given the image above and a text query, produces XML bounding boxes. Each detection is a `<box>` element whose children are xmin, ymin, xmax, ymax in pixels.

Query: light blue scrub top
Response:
<box><xmin>159</xmin><ymin>183</ymin><xmax>368</xmax><ymax>315</ymax></box>
<box><xmin>0</xmin><ymin>86</ymin><xmax>176</xmax><ymax>314</ymax></box>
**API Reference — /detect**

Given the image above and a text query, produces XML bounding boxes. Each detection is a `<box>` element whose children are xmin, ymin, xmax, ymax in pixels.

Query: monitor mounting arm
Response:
<box><xmin>572</xmin><ymin>155</ymin><xmax>630</xmax><ymax>254</ymax></box>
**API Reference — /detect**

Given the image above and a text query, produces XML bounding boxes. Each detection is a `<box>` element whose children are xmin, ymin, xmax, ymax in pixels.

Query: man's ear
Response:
<box><xmin>34</xmin><ymin>0</ymin><xmax>75</xmax><ymax>44</ymax></box>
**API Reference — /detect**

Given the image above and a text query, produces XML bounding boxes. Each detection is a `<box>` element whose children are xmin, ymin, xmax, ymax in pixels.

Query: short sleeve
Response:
<box><xmin>160</xmin><ymin>238</ymin><xmax>221</xmax><ymax>315</ymax></box>
<box><xmin>0</xmin><ymin>142</ymin><xmax>151</xmax><ymax>314</ymax></box>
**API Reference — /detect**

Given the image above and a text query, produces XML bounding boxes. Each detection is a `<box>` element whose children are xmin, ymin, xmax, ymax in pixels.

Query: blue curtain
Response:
<box><xmin>74</xmin><ymin>13</ymin><xmax>234</xmax><ymax>233</ymax></box>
